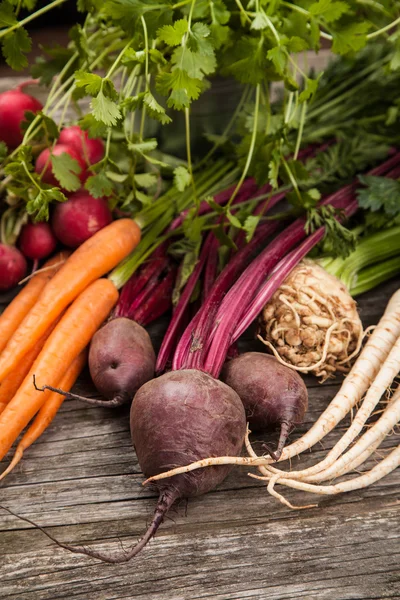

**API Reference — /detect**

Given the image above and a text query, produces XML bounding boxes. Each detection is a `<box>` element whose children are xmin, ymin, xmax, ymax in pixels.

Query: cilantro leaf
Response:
<box><xmin>174</xmin><ymin>165</ymin><xmax>191</xmax><ymax>191</ymax></box>
<box><xmin>26</xmin><ymin>188</ymin><xmax>67</xmax><ymax>222</ymax></box>
<box><xmin>267</xmin><ymin>46</ymin><xmax>287</xmax><ymax>76</ymax></box>
<box><xmin>157</xmin><ymin>68</ymin><xmax>203</xmax><ymax>109</ymax></box>
<box><xmin>331</xmin><ymin>22</ymin><xmax>370</xmax><ymax>55</ymax></box>
<box><xmin>309</xmin><ymin>0</ymin><xmax>350</xmax><ymax>23</ymax></box>
<box><xmin>135</xmin><ymin>173</ymin><xmax>158</xmax><ymax>188</ymax></box>
<box><xmin>85</xmin><ymin>170</ymin><xmax>115</xmax><ymax>198</ymax></box>
<box><xmin>51</xmin><ymin>153</ymin><xmax>82</xmax><ymax>192</ymax></box>
<box><xmin>299</xmin><ymin>75</ymin><xmax>321</xmax><ymax>102</ymax></box>
<box><xmin>244</xmin><ymin>215</ymin><xmax>260</xmax><ymax>243</ymax></box>
<box><xmin>129</xmin><ymin>138</ymin><xmax>158</xmax><ymax>155</ymax></box>
<box><xmin>2</xmin><ymin>27</ymin><xmax>31</xmax><ymax>70</ymax></box>
<box><xmin>143</xmin><ymin>91</ymin><xmax>172</xmax><ymax>125</ymax></box>
<box><xmin>75</xmin><ymin>71</ymin><xmax>103</xmax><ymax>96</ymax></box>
<box><xmin>157</xmin><ymin>19</ymin><xmax>188</xmax><ymax>45</ymax></box>
<box><xmin>251</xmin><ymin>11</ymin><xmax>269</xmax><ymax>30</ymax></box>
<box><xmin>357</xmin><ymin>175</ymin><xmax>400</xmax><ymax>217</ymax></box>
<box><xmin>0</xmin><ymin>1</ymin><xmax>17</xmax><ymax>27</ymax></box>
<box><xmin>91</xmin><ymin>91</ymin><xmax>121</xmax><ymax>126</ymax></box>
<box><xmin>222</xmin><ymin>36</ymin><xmax>268</xmax><ymax>85</ymax></box>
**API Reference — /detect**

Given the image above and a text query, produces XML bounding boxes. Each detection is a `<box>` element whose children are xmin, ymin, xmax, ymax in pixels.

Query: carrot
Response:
<box><xmin>0</xmin><ymin>317</ymin><xmax>62</xmax><ymax>411</ymax></box>
<box><xmin>0</xmin><ymin>278</ymin><xmax>118</xmax><ymax>460</ymax></box>
<box><xmin>0</xmin><ymin>251</ymin><xmax>70</xmax><ymax>355</ymax></box>
<box><xmin>0</xmin><ymin>351</ymin><xmax>87</xmax><ymax>481</ymax></box>
<box><xmin>0</xmin><ymin>219</ymin><xmax>140</xmax><ymax>382</ymax></box>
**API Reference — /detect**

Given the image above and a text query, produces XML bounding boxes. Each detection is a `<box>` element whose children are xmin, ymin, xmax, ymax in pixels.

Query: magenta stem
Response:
<box><xmin>156</xmin><ymin>233</ymin><xmax>215</xmax><ymax>373</ymax></box>
<box><xmin>132</xmin><ymin>267</ymin><xmax>177</xmax><ymax>327</ymax></box>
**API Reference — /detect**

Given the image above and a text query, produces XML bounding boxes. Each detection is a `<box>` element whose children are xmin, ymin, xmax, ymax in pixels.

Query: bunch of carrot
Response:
<box><xmin>0</xmin><ymin>218</ymin><xmax>140</xmax><ymax>478</ymax></box>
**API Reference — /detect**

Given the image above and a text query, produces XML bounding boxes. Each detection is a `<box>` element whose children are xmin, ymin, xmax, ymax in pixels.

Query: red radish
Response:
<box><xmin>51</xmin><ymin>190</ymin><xmax>112</xmax><ymax>248</ymax></box>
<box><xmin>0</xmin><ymin>89</ymin><xmax>42</xmax><ymax>149</ymax></box>
<box><xmin>35</xmin><ymin>145</ymin><xmax>87</xmax><ymax>188</ymax></box>
<box><xmin>18</xmin><ymin>222</ymin><xmax>57</xmax><ymax>262</ymax></box>
<box><xmin>58</xmin><ymin>126</ymin><xmax>104</xmax><ymax>165</ymax></box>
<box><xmin>0</xmin><ymin>244</ymin><xmax>27</xmax><ymax>291</ymax></box>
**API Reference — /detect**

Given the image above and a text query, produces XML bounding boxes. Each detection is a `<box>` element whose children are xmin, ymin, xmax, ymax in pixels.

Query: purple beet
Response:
<box><xmin>88</xmin><ymin>317</ymin><xmax>156</xmax><ymax>405</ymax></box>
<box><xmin>39</xmin><ymin>317</ymin><xmax>156</xmax><ymax>408</ymax></box>
<box><xmin>35</xmin><ymin>369</ymin><xmax>246</xmax><ymax>562</ymax></box>
<box><xmin>222</xmin><ymin>352</ymin><xmax>308</xmax><ymax>460</ymax></box>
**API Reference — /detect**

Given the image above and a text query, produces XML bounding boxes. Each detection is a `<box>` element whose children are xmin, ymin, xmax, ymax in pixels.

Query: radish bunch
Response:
<box><xmin>0</xmin><ymin>84</ymin><xmax>111</xmax><ymax>291</ymax></box>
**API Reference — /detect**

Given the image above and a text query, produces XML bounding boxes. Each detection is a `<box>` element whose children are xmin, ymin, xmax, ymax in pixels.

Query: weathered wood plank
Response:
<box><xmin>0</xmin><ymin>276</ymin><xmax>399</xmax><ymax>599</ymax></box>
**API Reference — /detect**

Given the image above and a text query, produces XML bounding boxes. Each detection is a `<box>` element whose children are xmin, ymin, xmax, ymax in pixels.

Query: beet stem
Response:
<box><xmin>0</xmin><ymin>490</ymin><xmax>178</xmax><ymax>564</ymax></box>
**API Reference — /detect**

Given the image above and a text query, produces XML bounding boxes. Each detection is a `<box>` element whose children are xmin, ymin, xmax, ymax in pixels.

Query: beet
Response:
<box><xmin>36</xmin><ymin>369</ymin><xmax>246</xmax><ymax>563</ymax></box>
<box><xmin>0</xmin><ymin>89</ymin><xmax>42</xmax><ymax>148</ymax></box>
<box><xmin>0</xmin><ymin>244</ymin><xmax>27</xmax><ymax>291</ymax></box>
<box><xmin>88</xmin><ymin>318</ymin><xmax>156</xmax><ymax>406</ymax></box>
<box><xmin>37</xmin><ymin>317</ymin><xmax>156</xmax><ymax>408</ymax></box>
<box><xmin>222</xmin><ymin>352</ymin><xmax>308</xmax><ymax>459</ymax></box>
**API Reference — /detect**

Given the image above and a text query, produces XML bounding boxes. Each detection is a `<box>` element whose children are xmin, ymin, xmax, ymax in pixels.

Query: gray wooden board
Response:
<box><xmin>0</xmin><ymin>275</ymin><xmax>399</xmax><ymax>600</ymax></box>
<box><xmin>1</xmin><ymin>75</ymin><xmax>400</xmax><ymax>600</ymax></box>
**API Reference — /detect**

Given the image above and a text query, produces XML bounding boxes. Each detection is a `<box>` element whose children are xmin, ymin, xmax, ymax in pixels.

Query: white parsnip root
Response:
<box><xmin>144</xmin><ymin>289</ymin><xmax>400</xmax><ymax>509</ymax></box>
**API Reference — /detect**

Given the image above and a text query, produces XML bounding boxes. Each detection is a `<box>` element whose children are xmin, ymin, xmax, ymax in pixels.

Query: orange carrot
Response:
<box><xmin>0</xmin><ymin>219</ymin><xmax>140</xmax><ymax>382</ymax></box>
<box><xmin>0</xmin><ymin>351</ymin><xmax>87</xmax><ymax>481</ymax></box>
<box><xmin>0</xmin><ymin>278</ymin><xmax>118</xmax><ymax>459</ymax></box>
<box><xmin>0</xmin><ymin>251</ymin><xmax>70</xmax><ymax>355</ymax></box>
<box><xmin>0</xmin><ymin>316</ymin><xmax>62</xmax><ymax>411</ymax></box>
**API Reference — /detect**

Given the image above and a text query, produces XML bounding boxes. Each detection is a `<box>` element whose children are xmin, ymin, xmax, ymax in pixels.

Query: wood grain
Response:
<box><xmin>0</xmin><ymin>277</ymin><xmax>399</xmax><ymax>600</ymax></box>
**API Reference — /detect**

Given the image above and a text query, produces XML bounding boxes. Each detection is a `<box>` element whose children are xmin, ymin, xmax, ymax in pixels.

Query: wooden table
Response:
<box><xmin>1</xmin><ymin>276</ymin><xmax>399</xmax><ymax>600</ymax></box>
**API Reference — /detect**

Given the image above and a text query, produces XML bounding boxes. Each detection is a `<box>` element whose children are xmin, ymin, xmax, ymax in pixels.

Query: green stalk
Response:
<box><xmin>352</xmin><ymin>256</ymin><xmax>400</xmax><ymax>296</ymax></box>
<box><xmin>318</xmin><ymin>226</ymin><xmax>400</xmax><ymax>296</ymax></box>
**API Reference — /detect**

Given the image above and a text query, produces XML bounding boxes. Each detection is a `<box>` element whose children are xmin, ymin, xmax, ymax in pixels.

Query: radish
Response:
<box><xmin>0</xmin><ymin>244</ymin><xmax>27</xmax><ymax>291</ymax></box>
<box><xmin>222</xmin><ymin>352</ymin><xmax>308</xmax><ymax>459</ymax></box>
<box><xmin>58</xmin><ymin>126</ymin><xmax>104</xmax><ymax>165</ymax></box>
<box><xmin>0</xmin><ymin>89</ymin><xmax>42</xmax><ymax>149</ymax></box>
<box><xmin>18</xmin><ymin>221</ymin><xmax>57</xmax><ymax>263</ymax></box>
<box><xmin>51</xmin><ymin>190</ymin><xmax>112</xmax><ymax>248</ymax></box>
<box><xmin>35</xmin><ymin>145</ymin><xmax>87</xmax><ymax>188</ymax></box>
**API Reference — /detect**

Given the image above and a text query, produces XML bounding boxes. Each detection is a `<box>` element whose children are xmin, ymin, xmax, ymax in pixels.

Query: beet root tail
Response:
<box><xmin>32</xmin><ymin>376</ymin><xmax>127</xmax><ymax>408</ymax></box>
<box><xmin>0</xmin><ymin>490</ymin><xmax>178</xmax><ymax>564</ymax></box>
<box><xmin>274</xmin><ymin>421</ymin><xmax>293</xmax><ymax>461</ymax></box>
